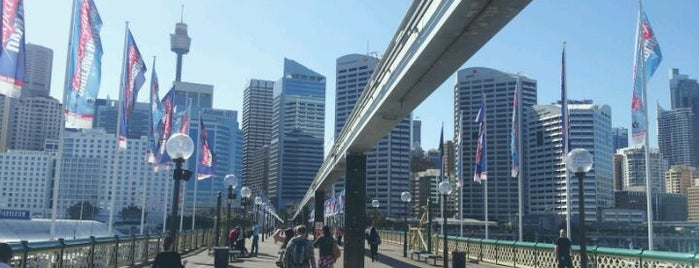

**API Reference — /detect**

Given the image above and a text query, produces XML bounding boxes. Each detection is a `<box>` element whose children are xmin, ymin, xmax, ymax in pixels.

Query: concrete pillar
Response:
<box><xmin>315</xmin><ymin>190</ymin><xmax>326</xmax><ymax>239</ymax></box>
<box><xmin>344</xmin><ymin>152</ymin><xmax>367</xmax><ymax>268</ymax></box>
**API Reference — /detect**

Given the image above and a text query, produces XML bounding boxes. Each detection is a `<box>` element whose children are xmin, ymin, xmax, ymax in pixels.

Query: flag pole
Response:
<box><xmin>141</xmin><ymin>56</ymin><xmax>157</xmax><ymax>235</ymax></box>
<box><xmin>638</xmin><ymin>0</ymin><xmax>654</xmax><ymax>250</ymax></box>
<box><xmin>562</xmin><ymin>42</ymin><xmax>572</xmax><ymax>240</ymax></box>
<box><xmin>179</xmin><ymin>98</ymin><xmax>191</xmax><ymax>232</ymax></box>
<box><xmin>191</xmin><ymin>112</ymin><xmax>202</xmax><ymax>230</ymax></box>
<box><xmin>516</xmin><ymin>75</ymin><xmax>524</xmax><ymax>242</ymax></box>
<box><xmin>459</xmin><ymin>110</ymin><xmax>464</xmax><ymax>237</ymax></box>
<box><xmin>108</xmin><ymin>21</ymin><xmax>129</xmax><ymax>235</ymax></box>
<box><xmin>51</xmin><ymin>0</ymin><xmax>79</xmax><ymax>240</ymax></box>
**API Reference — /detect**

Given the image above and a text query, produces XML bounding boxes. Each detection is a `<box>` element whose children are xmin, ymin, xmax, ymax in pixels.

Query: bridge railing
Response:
<box><xmin>380</xmin><ymin>230</ymin><xmax>699</xmax><ymax>268</ymax></box>
<box><xmin>7</xmin><ymin>229</ymin><xmax>210</xmax><ymax>268</ymax></box>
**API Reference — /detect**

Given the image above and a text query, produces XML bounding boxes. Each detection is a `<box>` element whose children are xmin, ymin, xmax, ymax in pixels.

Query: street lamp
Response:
<box><xmin>254</xmin><ymin>196</ymin><xmax>262</xmax><ymax>223</ymax></box>
<box><xmin>241</xmin><ymin>186</ymin><xmax>252</xmax><ymax>229</ymax></box>
<box><xmin>224</xmin><ymin>174</ymin><xmax>238</xmax><ymax>247</ymax></box>
<box><xmin>371</xmin><ymin>199</ymin><xmax>380</xmax><ymax>224</ymax></box>
<box><xmin>438</xmin><ymin>181</ymin><xmax>454</xmax><ymax>268</ymax></box>
<box><xmin>165</xmin><ymin>133</ymin><xmax>194</xmax><ymax>248</ymax></box>
<box><xmin>401</xmin><ymin>191</ymin><xmax>412</xmax><ymax>257</ymax></box>
<box><xmin>565</xmin><ymin>148</ymin><xmax>593</xmax><ymax>268</ymax></box>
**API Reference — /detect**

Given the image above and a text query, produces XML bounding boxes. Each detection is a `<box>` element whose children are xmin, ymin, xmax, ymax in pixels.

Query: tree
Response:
<box><xmin>119</xmin><ymin>205</ymin><xmax>143</xmax><ymax>223</ymax></box>
<box><xmin>66</xmin><ymin>201</ymin><xmax>100</xmax><ymax>220</ymax></box>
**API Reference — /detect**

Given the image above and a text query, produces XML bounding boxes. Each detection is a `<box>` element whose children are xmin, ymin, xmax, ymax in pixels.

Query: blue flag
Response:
<box><xmin>0</xmin><ymin>0</ymin><xmax>25</xmax><ymax>98</ymax></box>
<box><xmin>64</xmin><ymin>0</ymin><xmax>103</xmax><ymax>128</ymax></box>
<box><xmin>474</xmin><ymin>98</ymin><xmax>487</xmax><ymax>183</ymax></box>
<box><xmin>438</xmin><ymin>123</ymin><xmax>444</xmax><ymax>181</ymax></box>
<box><xmin>154</xmin><ymin>87</ymin><xmax>174</xmax><ymax>168</ymax></box>
<box><xmin>631</xmin><ymin>9</ymin><xmax>662</xmax><ymax>145</ymax></box>
<box><xmin>147</xmin><ymin>59</ymin><xmax>161</xmax><ymax>163</ymax></box>
<box><xmin>197</xmin><ymin>118</ymin><xmax>215</xmax><ymax>180</ymax></box>
<box><xmin>117</xmin><ymin>28</ymin><xmax>146</xmax><ymax>150</ymax></box>
<box><xmin>510</xmin><ymin>79</ymin><xmax>520</xmax><ymax>178</ymax></box>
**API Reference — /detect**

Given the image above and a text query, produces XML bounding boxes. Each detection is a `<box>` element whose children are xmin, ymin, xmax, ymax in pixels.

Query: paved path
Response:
<box><xmin>183</xmin><ymin>236</ymin><xmax>501</xmax><ymax>268</ymax></box>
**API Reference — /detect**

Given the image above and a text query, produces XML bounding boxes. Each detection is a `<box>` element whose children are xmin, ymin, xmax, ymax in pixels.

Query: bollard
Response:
<box><xmin>57</xmin><ymin>238</ymin><xmax>66</xmax><ymax>268</ymax></box>
<box><xmin>20</xmin><ymin>240</ymin><xmax>29</xmax><ymax>268</ymax></box>
<box><xmin>89</xmin><ymin>236</ymin><xmax>96</xmax><ymax>268</ymax></box>
<box><xmin>452</xmin><ymin>251</ymin><xmax>466</xmax><ymax>268</ymax></box>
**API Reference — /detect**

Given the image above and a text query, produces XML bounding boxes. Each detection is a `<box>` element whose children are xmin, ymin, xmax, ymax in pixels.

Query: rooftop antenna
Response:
<box><xmin>180</xmin><ymin>4</ymin><xmax>184</xmax><ymax>23</ymax></box>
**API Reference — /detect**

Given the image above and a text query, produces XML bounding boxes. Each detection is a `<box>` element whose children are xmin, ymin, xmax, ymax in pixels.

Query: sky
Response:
<box><xmin>26</xmin><ymin>0</ymin><xmax>699</xmax><ymax>152</ymax></box>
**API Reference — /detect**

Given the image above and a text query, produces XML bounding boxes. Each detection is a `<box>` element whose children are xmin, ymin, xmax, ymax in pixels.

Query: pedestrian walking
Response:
<box><xmin>365</xmin><ymin>222</ymin><xmax>381</xmax><ymax>262</ymax></box>
<box><xmin>251</xmin><ymin>222</ymin><xmax>260</xmax><ymax>257</ymax></box>
<box><xmin>314</xmin><ymin>226</ymin><xmax>340</xmax><ymax>268</ymax></box>
<box><xmin>555</xmin><ymin>229</ymin><xmax>573</xmax><ymax>268</ymax></box>
<box><xmin>284</xmin><ymin>225</ymin><xmax>317</xmax><ymax>268</ymax></box>
<box><xmin>0</xmin><ymin>243</ymin><xmax>12</xmax><ymax>268</ymax></box>
<box><xmin>151</xmin><ymin>237</ymin><xmax>185</xmax><ymax>268</ymax></box>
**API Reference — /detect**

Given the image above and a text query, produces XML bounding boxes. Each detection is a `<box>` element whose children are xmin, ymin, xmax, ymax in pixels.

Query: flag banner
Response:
<box><xmin>561</xmin><ymin>45</ymin><xmax>571</xmax><ymax>154</ymax></box>
<box><xmin>173</xmin><ymin>104</ymin><xmax>190</xmax><ymax>134</ymax></box>
<box><xmin>0</xmin><ymin>0</ymin><xmax>25</xmax><ymax>98</ymax></box>
<box><xmin>117</xmin><ymin>28</ymin><xmax>146</xmax><ymax>150</ymax></box>
<box><xmin>197</xmin><ymin>118</ymin><xmax>215</xmax><ymax>180</ymax></box>
<box><xmin>147</xmin><ymin>60</ymin><xmax>161</xmax><ymax>163</ymax></box>
<box><xmin>631</xmin><ymin>10</ymin><xmax>662</xmax><ymax>145</ymax></box>
<box><xmin>510</xmin><ymin>79</ymin><xmax>520</xmax><ymax>178</ymax></box>
<box><xmin>64</xmin><ymin>0</ymin><xmax>102</xmax><ymax>128</ymax></box>
<box><xmin>438</xmin><ymin>123</ymin><xmax>444</xmax><ymax>181</ymax></box>
<box><xmin>154</xmin><ymin>87</ymin><xmax>174</xmax><ymax>168</ymax></box>
<box><xmin>474</xmin><ymin>99</ymin><xmax>487</xmax><ymax>183</ymax></box>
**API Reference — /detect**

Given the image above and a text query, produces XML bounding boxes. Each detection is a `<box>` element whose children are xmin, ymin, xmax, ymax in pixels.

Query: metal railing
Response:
<box><xmin>7</xmin><ymin>229</ymin><xmax>212</xmax><ymax>268</ymax></box>
<box><xmin>380</xmin><ymin>230</ymin><xmax>699</xmax><ymax>268</ymax></box>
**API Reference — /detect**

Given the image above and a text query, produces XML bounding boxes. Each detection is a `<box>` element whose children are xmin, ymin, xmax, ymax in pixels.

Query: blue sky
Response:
<box><xmin>26</xmin><ymin>0</ymin><xmax>699</xmax><ymax>152</ymax></box>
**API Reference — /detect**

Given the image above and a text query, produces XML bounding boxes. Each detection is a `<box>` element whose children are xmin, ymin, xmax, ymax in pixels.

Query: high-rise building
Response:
<box><xmin>334</xmin><ymin>54</ymin><xmax>411</xmax><ymax>217</ymax></box>
<box><xmin>669</xmin><ymin>69</ymin><xmax>699</xmax><ymax>111</ymax></box>
<box><xmin>613</xmin><ymin>154</ymin><xmax>625</xmax><ymax>191</ymax></box>
<box><xmin>94</xmin><ymin>100</ymin><xmax>150</xmax><ymax>139</ymax></box>
<box><xmin>58</xmin><ymin>129</ymin><xmax>172</xmax><ymax>225</ymax></box>
<box><xmin>617</xmin><ymin>147</ymin><xmax>668</xmax><ymax>193</ymax></box>
<box><xmin>242</xmin><ymin>79</ymin><xmax>274</xmax><ymax>194</ymax></box>
<box><xmin>611</xmin><ymin>127</ymin><xmax>628</xmax><ymax>152</ymax></box>
<box><xmin>23</xmin><ymin>44</ymin><xmax>53</xmax><ymax>98</ymax></box>
<box><xmin>528</xmin><ymin>101</ymin><xmax>614</xmax><ymax>222</ymax></box>
<box><xmin>667</xmin><ymin>68</ymin><xmax>699</xmax><ymax>167</ymax></box>
<box><xmin>173</xmin><ymin>81</ymin><xmax>214</xmax><ymax>115</ymax></box>
<box><xmin>688</xmin><ymin>186</ymin><xmax>699</xmax><ymax>221</ymax></box>
<box><xmin>412</xmin><ymin>119</ymin><xmax>421</xmax><ymax>150</ymax></box>
<box><xmin>8</xmin><ymin>96</ymin><xmax>62</xmax><ymax>151</ymax></box>
<box><xmin>665</xmin><ymin>165</ymin><xmax>698</xmax><ymax>194</ymax></box>
<box><xmin>0</xmin><ymin>150</ymin><xmax>54</xmax><ymax>217</ymax></box>
<box><xmin>269</xmin><ymin>59</ymin><xmax>325</xmax><ymax>209</ymax></box>
<box><xmin>657</xmin><ymin>106</ymin><xmax>698</xmax><ymax>167</ymax></box>
<box><xmin>456</xmin><ymin>67</ymin><xmax>537</xmax><ymax>222</ymax></box>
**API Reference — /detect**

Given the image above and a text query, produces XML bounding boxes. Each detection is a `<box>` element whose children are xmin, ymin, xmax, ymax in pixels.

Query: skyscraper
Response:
<box><xmin>8</xmin><ymin>96</ymin><xmax>62</xmax><ymax>151</ymax></box>
<box><xmin>617</xmin><ymin>147</ymin><xmax>668</xmax><ymax>193</ymax></box>
<box><xmin>657</xmin><ymin>105</ymin><xmax>698</xmax><ymax>167</ymax></box>
<box><xmin>23</xmin><ymin>44</ymin><xmax>53</xmax><ymax>97</ymax></box>
<box><xmin>94</xmin><ymin>100</ymin><xmax>150</xmax><ymax>139</ymax></box>
<box><xmin>173</xmin><ymin>81</ymin><xmax>213</xmax><ymax>115</ymax></box>
<box><xmin>455</xmin><ymin>67</ymin><xmax>537</xmax><ymax>222</ymax></box>
<box><xmin>242</xmin><ymin>79</ymin><xmax>274</xmax><ymax>193</ymax></box>
<box><xmin>269</xmin><ymin>59</ymin><xmax>325</xmax><ymax>209</ymax></box>
<box><xmin>612</xmin><ymin>127</ymin><xmax>629</xmax><ymax>152</ymax></box>
<box><xmin>412</xmin><ymin>119</ymin><xmax>421</xmax><ymax>150</ymax></box>
<box><xmin>335</xmin><ymin>54</ymin><xmax>410</xmax><ymax>217</ymax></box>
<box><xmin>666</xmin><ymin>69</ymin><xmax>699</xmax><ymax>168</ymax></box>
<box><xmin>669</xmin><ymin>69</ymin><xmax>699</xmax><ymax>111</ymax></box>
<box><xmin>528</xmin><ymin>101</ymin><xmax>613</xmax><ymax>222</ymax></box>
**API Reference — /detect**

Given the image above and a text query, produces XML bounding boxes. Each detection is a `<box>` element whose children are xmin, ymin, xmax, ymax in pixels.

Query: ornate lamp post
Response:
<box><xmin>240</xmin><ymin>186</ymin><xmax>252</xmax><ymax>230</ymax></box>
<box><xmin>254</xmin><ymin>196</ymin><xmax>262</xmax><ymax>223</ymax></box>
<box><xmin>224</xmin><ymin>174</ymin><xmax>238</xmax><ymax>246</ymax></box>
<box><xmin>165</xmin><ymin>133</ymin><xmax>194</xmax><ymax>248</ymax></box>
<box><xmin>401</xmin><ymin>191</ymin><xmax>412</xmax><ymax>257</ymax></box>
<box><xmin>371</xmin><ymin>199</ymin><xmax>380</xmax><ymax>224</ymax></box>
<box><xmin>565</xmin><ymin>148</ymin><xmax>594</xmax><ymax>268</ymax></box>
<box><xmin>438</xmin><ymin>181</ymin><xmax>454</xmax><ymax>268</ymax></box>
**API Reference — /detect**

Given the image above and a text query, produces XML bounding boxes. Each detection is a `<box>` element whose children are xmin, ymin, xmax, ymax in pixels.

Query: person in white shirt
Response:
<box><xmin>0</xmin><ymin>243</ymin><xmax>12</xmax><ymax>268</ymax></box>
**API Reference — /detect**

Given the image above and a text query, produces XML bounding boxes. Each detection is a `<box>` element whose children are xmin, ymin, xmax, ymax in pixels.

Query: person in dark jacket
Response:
<box><xmin>365</xmin><ymin>222</ymin><xmax>381</xmax><ymax>262</ymax></box>
<box><xmin>554</xmin><ymin>229</ymin><xmax>573</xmax><ymax>268</ymax></box>
<box><xmin>314</xmin><ymin>226</ymin><xmax>338</xmax><ymax>268</ymax></box>
<box><xmin>152</xmin><ymin>237</ymin><xmax>185</xmax><ymax>268</ymax></box>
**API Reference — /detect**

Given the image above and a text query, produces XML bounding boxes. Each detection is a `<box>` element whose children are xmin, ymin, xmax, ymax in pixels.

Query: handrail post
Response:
<box><xmin>89</xmin><ymin>236</ymin><xmax>96</xmax><ymax>268</ymax></box>
<box><xmin>156</xmin><ymin>233</ymin><xmax>162</xmax><ymax>255</ymax></box>
<box><xmin>20</xmin><ymin>240</ymin><xmax>29</xmax><ymax>268</ymax></box>
<box><xmin>113</xmin><ymin>235</ymin><xmax>120</xmax><ymax>268</ymax></box>
<box><xmin>130</xmin><ymin>234</ymin><xmax>136</xmax><ymax>266</ymax></box>
<box><xmin>57</xmin><ymin>238</ymin><xmax>65</xmax><ymax>268</ymax></box>
<box><xmin>143</xmin><ymin>234</ymin><xmax>150</xmax><ymax>265</ymax></box>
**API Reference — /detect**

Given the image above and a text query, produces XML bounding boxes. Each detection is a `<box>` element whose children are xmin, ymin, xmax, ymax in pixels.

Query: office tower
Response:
<box><xmin>8</xmin><ymin>96</ymin><xmax>62</xmax><ymax>151</ymax></box>
<box><xmin>412</xmin><ymin>169</ymin><xmax>441</xmax><ymax>218</ymax></box>
<box><xmin>412</xmin><ymin>119</ymin><xmax>421</xmax><ymax>149</ymax></box>
<box><xmin>93</xmin><ymin>100</ymin><xmax>150</xmax><ymax>139</ymax></box>
<box><xmin>242</xmin><ymin>79</ymin><xmax>274</xmax><ymax>194</ymax></box>
<box><xmin>657</xmin><ymin>105</ymin><xmax>698</xmax><ymax>167</ymax></box>
<box><xmin>456</xmin><ymin>67</ymin><xmax>537</xmax><ymax>222</ymax></box>
<box><xmin>58</xmin><ymin>129</ymin><xmax>172</xmax><ymax>225</ymax></box>
<box><xmin>335</xmin><ymin>54</ymin><xmax>411</xmax><ymax>217</ymax></box>
<box><xmin>617</xmin><ymin>147</ymin><xmax>668</xmax><ymax>193</ymax></box>
<box><xmin>665</xmin><ymin>165</ymin><xmax>698</xmax><ymax>194</ymax></box>
<box><xmin>613</xmin><ymin>154</ymin><xmax>625</xmax><ymax>191</ymax></box>
<box><xmin>612</xmin><ymin>127</ymin><xmax>628</xmax><ymax>152</ymax></box>
<box><xmin>269</xmin><ymin>59</ymin><xmax>325</xmax><ymax>209</ymax></box>
<box><xmin>669</xmin><ymin>69</ymin><xmax>699</xmax><ymax>111</ymax></box>
<box><xmin>181</xmin><ymin>108</ymin><xmax>243</xmax><ymax>214</ymax></box>
<box><xmin>173</xmin><ymin>81</ymin><xmax>213</xmax><ymax>115</ymax></box>
<box><xmin>528</xmin><ymin>101</ymin><xmax>613</xmax><ymax>222</ymax></box>
<box><xmin>0</xmin><ymin>150</ymin><xmax>54</xmax><ymax>217</ymax></box>
<box><xmin>23</xmin><ymin>44</ymin><xmax>53</xmax><ymax>97</ymax></box>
